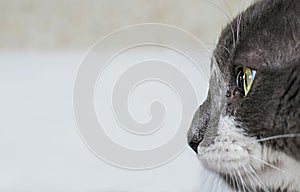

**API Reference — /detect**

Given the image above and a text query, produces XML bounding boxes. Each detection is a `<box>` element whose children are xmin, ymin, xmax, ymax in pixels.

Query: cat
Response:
<box><xmin>187</xmin><ymin>0</ymin><xmax>300</xmax><ymax>191</ymax></box>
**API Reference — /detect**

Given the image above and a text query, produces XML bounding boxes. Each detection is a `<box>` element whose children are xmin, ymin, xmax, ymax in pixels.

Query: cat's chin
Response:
<box><xmin>197</xmin><ymin>150</ymin><xmax>252</xmax><ymax>176</ymax></box>
<box><xmin>199</xmin><ymin>158</ymin><xmax>248</xmax><ymax>175</ymax></box>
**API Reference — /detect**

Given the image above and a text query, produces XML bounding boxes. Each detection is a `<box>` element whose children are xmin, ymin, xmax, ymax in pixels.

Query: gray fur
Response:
<box><xmin>187</xmin><ymin>0</ymin><xmax>300</xmax><ymax>191</ymax></box>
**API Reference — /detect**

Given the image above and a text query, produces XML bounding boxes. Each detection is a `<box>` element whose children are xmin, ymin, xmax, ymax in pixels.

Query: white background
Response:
<box><xmin>0</xmin><ymin>51</ymin><xmax>232</xmax><ymax>192</ymax></box>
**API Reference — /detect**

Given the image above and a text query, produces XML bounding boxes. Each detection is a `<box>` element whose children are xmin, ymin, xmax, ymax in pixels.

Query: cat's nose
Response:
<box><xmin>188</xmin><ymin>139</ymin><xmax>201</xmax><ymax>153</ymax></box>
<box><xmin>187</xmin><ymin>96</ymin><xmax>211</xmax><ymax>154</ymax></box>
<box><xmin>187</xmin><ymin>126</ymin><xmax>204</xmax><ymax>154</ymax></box>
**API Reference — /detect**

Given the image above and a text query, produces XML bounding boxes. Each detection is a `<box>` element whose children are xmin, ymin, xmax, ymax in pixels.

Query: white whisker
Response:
<box><xmin>238</xmin><ymin>133</ymin><xmax>300</xmax><ymax>144</ymax></box>
<box><xmin>237</xmin><ymin>169</ymin><xmax>247</xmax><ymax>192</ymax></box>
<box><xmin>236</xmin><ymin>13</ymin><xmax>242</xmax><ymax>43</ymax></box>
<box><xmin>255</xmin><ymin>133</ymin><xmax>300</xmax><ymax>142</ymax></box>
<box><xmin>240</xmin><ymin>164</ymin><xmax>257</xmax><ymax>192</ymax></box>
<box><xmin>205</xmin><ymin>43</ymin><xmax>231</xmax><ymax>55</ymax></box>
<box><xmin>204</xmin><ymin>0</ymin><xmax>236</xmax><ymax>48</ymax></box>
<box><xmin>250</xmin><ymin>154</ymin><xmax>284</xmax><ymax>173</ymax></box>
<box><xmin>230</xmin><ymin>162</ymin><xmax>242</xmax><ymax>192</ymax></box>
<box><xmin>248</xmin><ymin>164</ymin><xmax>270</xmax><ymax>192</ymax></box>
<box><xmin>222</xmin><ymin>0</ymin><xmax>234</xmax><ymax>18</ymax></box>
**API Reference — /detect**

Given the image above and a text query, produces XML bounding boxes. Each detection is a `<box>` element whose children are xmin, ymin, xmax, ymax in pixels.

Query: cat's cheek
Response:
<box><xmin>196</xmin><ymin>116</ymin><xmax>256</xmax><ymax>174</ymax></box>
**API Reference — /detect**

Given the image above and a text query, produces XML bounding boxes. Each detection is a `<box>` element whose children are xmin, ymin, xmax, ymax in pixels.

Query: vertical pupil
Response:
<box><xmin>236</xmin><ymin>67</ymin><xmax>255</xmax><ymax>96</ymax></box>
<box><xmin>238</xmin><ymin>71</ymin><xmax>244</xmax><ymax>90</ymax></box>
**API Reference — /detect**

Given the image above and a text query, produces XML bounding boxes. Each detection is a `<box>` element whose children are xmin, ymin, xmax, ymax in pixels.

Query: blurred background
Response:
<box><xmin>0</xmin><ymin>0</ymin><xmax>253</xmax><ymax>50</ymax></box>
<box><xmin>0</xmin><ymin>0</ymin><xmax>253</xmax><ymax>191</ymax></box>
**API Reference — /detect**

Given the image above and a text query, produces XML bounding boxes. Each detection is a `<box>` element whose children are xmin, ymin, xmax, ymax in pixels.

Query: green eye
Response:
<box><xmin>236</xmin><ymin>67</ymin><xmax>256</xmax><ymax>96</ymax></box>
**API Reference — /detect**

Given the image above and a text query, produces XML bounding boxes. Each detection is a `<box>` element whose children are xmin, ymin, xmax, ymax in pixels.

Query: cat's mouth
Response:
<box><xmin>197</xmin><ymin>142</ymin><xmax>282</xmax><ymax>177</ymax></box>
<box><xmin>197</xmin><ymin>143</ymin><xmax>252</xmax><ymax>175</ymax></box>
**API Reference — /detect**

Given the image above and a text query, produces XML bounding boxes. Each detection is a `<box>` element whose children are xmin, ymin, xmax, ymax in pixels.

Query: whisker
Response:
<box><xmin>240</xmin><ymin>165</ymin><xmax>257</xmax><ymax>192</ymax></box>
<box><xmin>216</xmin><ymin>44</ymin><xmax>231</xmax><ymax>55</ymax></box>
<box><xmin>256</xmin><ymin>133</ymin><xmax>300</xmax><ymax>142</ymax></box>
<box><xmin>248</xmin><ymin>164</ymin><xmax>270</xmax><ymax>192</ymax></box>
<box><xmin>237</xmin><ymin>168</ymin><xmax>247</xmax><ymax>192</ymax></box>
<box><xmin>242</xmin><ymin>163</ymin><xmax>269</xmax><ymax>192</ymax></box>
<box><xmin>230</xmin><ymin>162</ymin><xmax>242</xmax><ymax>192</ymax></box>
<box><xmin>204</xmin><ymin>43</ymin><xmax>231</xmax><ymax>55</ymax></box>
<box><xmin>222</xmin><ymin>0</ymin><xmax>234</xmax><ymax>18</ymax></box>
<box><xmin>236</xmin><ymin>13</ymin><xmax>242</xmax><ymax>43</ymax></box>
<box><xmin>250</xmin><ymin>154</ymin><xmax>284</xmax><ymax>173</ymax></box>
<box><xmin>238</xmin><ymin>133</ymin><xmax>300</xmax><ymax>144</ymax></box>
<box><xmin>204</xmin><ymin>0</ymin><xmax>236</xmax><ymax>48</ymax></box>
<box><xmin>236</xmin><ymin>0</ymin><xmax>253</xmax><ymax>43</ymax></box>
<box><xmin>198</xmin><ymin>42</ymin><xmax>214</xmax><ymax>57</ymax></box>
<box><xmin>224</xmin><ymin>164</ymin><xmax>236</xmax><ymax>191</ymax></box>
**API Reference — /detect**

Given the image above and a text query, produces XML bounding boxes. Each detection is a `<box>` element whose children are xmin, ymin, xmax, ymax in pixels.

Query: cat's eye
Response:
<box><xmin>236</xmin><ymin>67</ymin><xmax>256</xmax><ymax>96</ymax></box>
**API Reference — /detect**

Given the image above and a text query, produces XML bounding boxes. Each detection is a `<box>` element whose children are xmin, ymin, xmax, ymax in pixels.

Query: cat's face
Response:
<box><xmin>187</xmin><ymin>0</ymin><xmax>300</xmax><ymax>191</ymax></box>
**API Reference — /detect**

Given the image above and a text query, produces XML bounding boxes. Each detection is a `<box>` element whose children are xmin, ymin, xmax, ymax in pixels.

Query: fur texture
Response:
<box><xmin>187</xmin><ymin>0</ymin><xmax>300</xmax><ymax>191</ymax></box>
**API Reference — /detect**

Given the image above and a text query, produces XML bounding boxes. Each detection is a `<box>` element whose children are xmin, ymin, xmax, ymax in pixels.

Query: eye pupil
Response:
<box><xmin>235</xmin><ymin>67</ymin><xmax>256</xmax><ymax>97</ymax></box>
<box><xmin>236</xmin><ymin>70</ymin><xmax>245</xmax><ymax>95</ymax></box>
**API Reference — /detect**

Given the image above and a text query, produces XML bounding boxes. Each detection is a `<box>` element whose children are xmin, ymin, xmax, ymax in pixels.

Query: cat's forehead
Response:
<box><xmin>213</xmin><ymin>0</ymin><xmax>300</xmax><ymax>72</ymax></box>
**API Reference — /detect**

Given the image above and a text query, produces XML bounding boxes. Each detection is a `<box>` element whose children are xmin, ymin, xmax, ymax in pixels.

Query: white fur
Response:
<box><xmin>197</xmin><ymin>115</ymin><xmax>300</xmax><ymax>191</ymax></box>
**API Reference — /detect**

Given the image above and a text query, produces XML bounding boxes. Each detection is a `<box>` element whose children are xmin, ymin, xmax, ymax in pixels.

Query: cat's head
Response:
<box><xmin>187</xmin><ymin>0</ymin><xmax>300</xmax><ymax>190</ymax></box>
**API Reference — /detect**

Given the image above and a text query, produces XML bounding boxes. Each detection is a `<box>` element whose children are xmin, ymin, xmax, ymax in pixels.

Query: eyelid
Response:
<box><xmin>234</xmin><ymin>65</ymin><xmax>241</xmax><ymax>75</ymax></box>
<box><xmin>234</xmin><ymin>65</ymin><xmax>256</xmax><ymax>75</ymax></box>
